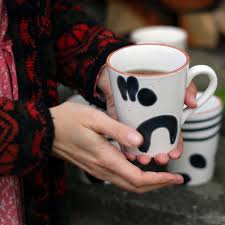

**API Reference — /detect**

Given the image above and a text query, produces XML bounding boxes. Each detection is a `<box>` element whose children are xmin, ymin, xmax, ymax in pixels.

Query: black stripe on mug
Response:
<box><xmin>183</xmin><ymin>130</ymin><xmax>220</xmax><ymax>142</ymax></box>
<box><xmin>184</xmin><ymin>111</ymin><xmax>223</xmax><ymax>124</ymax></box>
<box><xmin>182</xmin><ymin>120</ymin><xmax>222</xmax><ymax>132</ymax></box>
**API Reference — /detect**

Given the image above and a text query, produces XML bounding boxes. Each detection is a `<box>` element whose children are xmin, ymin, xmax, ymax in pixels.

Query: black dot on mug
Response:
<box><xmin>137</xmin><ymin>88</ymin><xmax>157</xmax><ymax>106</ymax></box>
<box><xmin>190</xmin><ymin>154</ymin><xmax>207</xmax><ymax>169</ymax></box>
<box><xmin>180</xmin><ymin>173</ymin><xmax>191</xmax><ymax>185</ymax></box>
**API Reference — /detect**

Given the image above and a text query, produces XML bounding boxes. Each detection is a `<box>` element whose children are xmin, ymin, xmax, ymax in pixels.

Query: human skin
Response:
<box><xmin>50</xmin><ymin>70</ymin><xmax>197</xmax><ymax>193</ymax></box>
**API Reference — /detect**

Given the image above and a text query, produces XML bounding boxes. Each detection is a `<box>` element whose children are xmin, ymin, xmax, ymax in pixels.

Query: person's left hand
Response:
<box><xmin>97</xmin><ymin>66</ymin><xmax>197</xmax><ymax>165</ymax></box>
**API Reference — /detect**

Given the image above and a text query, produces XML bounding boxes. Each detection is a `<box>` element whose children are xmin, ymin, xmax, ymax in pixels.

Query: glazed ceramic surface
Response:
<box><xmin>182</xmin><ymin>124</ymin><xmax>221</xmax><ymax>140</ymax></box>
<box><xmin>107</xmin><ymin>44</ymin><xmax>218</xmax><ymax>156</ymax></box>
<box><xmin>182</xmin><ymin>113</ymin><xmax>223</xmax><ymax>130</ymax></box>
<box><xmin>168</xmin><ymin>94</ymin><xmax>223</xmax><ymax>186</ymax></box>
<box><xmin>167</xmin><ymin>134</ymin><xmax>220</xmax><ymax>186</ymax></box>
<box><xmin>184</xmin><ymin>93</ymin><xmax>223</xmax><ymax>121</ymax></box>
<box><xmin>130</xmin><ymin>26</ymin><xmax>187</xmax><ymax>50</ymax></box>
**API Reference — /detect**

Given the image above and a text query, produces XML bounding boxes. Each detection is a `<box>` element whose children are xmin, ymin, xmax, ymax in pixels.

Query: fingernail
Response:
<box><xmin>175</xmin><ymin>175</ymin><xmax>184</xmax><ymax>184</ymax></box>
<box><xmin>169</xmin><ymin>151</ymin><xmax>180</xmax><ymax>160</ymax></box>
<box><xmin>127</xmin><ymin>132</ymin><xmax>143</xmax><ymax>146</ymax></box>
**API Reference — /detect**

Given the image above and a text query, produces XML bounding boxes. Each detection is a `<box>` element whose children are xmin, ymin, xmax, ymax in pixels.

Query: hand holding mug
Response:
<box><xmin>98</xmin><ymin>63</ymin><xmax>198</xmax><ymax>165</ymax></box>
<box><xmin>51</xmin><ymin>102</ymin><xmax>184</xmax><ymax>193</ymax></box>
<box><xmin>105</xmin><ymin>44</ymin><xmax>217</xmax><ymax>162</ymax></box>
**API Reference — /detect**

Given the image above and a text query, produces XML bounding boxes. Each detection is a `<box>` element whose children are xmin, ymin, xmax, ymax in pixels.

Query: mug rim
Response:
<box><xmin>131</xmin><ymin>26</ymin><xmax>188</xmax><ymax>42</ymax></box>
<box><xmin>106</xmin><ymin>43</ymin><xmax>190</xmax><ymax>77</ymax></box>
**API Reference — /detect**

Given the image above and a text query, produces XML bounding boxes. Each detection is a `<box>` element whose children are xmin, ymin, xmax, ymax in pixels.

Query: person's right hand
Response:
<box><xmin>50</xmin><ymin>102</ymin><xmax>183</xmax><ymax>194</ymax></box>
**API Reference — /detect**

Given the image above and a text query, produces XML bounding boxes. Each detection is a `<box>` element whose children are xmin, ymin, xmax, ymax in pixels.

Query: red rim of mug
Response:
<box><xmin>106</xmin><ymin>43</ymin><xmax>190</xmax><ymax>77</ymax></box>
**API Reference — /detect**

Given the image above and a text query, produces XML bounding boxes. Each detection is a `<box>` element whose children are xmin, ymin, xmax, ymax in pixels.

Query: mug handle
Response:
<box><xmin>181</xmin><ymin>65</ymin><xmax>218</xmax><ymax>125</ymax></box>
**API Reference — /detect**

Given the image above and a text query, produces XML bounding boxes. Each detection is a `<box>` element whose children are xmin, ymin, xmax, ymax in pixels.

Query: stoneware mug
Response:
<box><xmin>167</xmin><ymin>94</ymin><xmax>223</xmax><ymax>186</ymax></box>
<box><xmin>106</xmin><ymin>44</ymin><xmax>218</xmax><ymax>157</ymax></box>
<box><xmin>130</xmin><ymin>26</ymin><xmax>188</xmax><ymax>50</ymax></box>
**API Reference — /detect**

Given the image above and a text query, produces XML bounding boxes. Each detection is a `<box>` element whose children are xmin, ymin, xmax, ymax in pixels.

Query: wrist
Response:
<box><xmin>49</xmin><ymin>106</ymin><xmax>62</xmax><ymax>157</ymax></box>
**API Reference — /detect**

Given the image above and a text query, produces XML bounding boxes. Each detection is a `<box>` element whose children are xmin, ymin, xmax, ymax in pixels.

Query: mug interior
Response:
<box><xmin>107</xmin><ymin>44</ymin><xmax>189</xmax><ymax>76</ymax></box>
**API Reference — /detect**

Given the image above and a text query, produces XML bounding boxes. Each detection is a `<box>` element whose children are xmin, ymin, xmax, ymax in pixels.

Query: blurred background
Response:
<box><xmin>104</xmin><ymin>0</ymin><xmax>225</xmax><ymax>102</ymax></box>
<box><xmin>60</xmin><ymin>0</ymin><xmax>225</xmax><ymax>104</ymax></box>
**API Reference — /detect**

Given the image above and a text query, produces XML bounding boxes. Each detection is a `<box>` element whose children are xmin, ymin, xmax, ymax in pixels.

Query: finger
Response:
<box><xmin>90</xmin><ymin>162</ymin><xmax>182</xmax><ymax>194</ymax></box>
<box><xmin>72</xmin><ymin>128</ymin><xmax>184</xmax><ymax>188</ymax></box>
<box><xmin>185</xmin><ymin>81</ymin><xmax>197</xmax><ymax>108</ymax></box>
<box><xmin>154</xmin><ymin>153</ymin><xmax>169</xmax><ymax>165</ymax></box>
<box><xmin>136</xmin><ymin>154</ymin><xmax>152</xmax><ymax>165</ymax></box>
<box><xmin>106</xmin><ymin>96</ymin><xmax>117</xmax><ymax>120</ymax></box>
<box><xmin>114</xmin><ymin>177</ymin><xmax>179</xmax><ymax>194</ymax></box>
<box><xmin>123</xmin><ymin>151</ymin><xmax>136</xmax><ymax>161</ymax></box>
<box><xmin>97</xmin><ymin>66</ymin><xmax>111</xmax><ymax>94</ymax></box>
<box><xmin>135</xmin><ymin>182</ymin><xmax>179</xmax><ymax>193</ymax></box>
<box><xmin>168</xmin><ymin>135</ymin><xmax>183</xmax><ymax>160</ymax></box>
<box><xmin>77</xmin><ymin>125</ymin><xmax>183</xmax><ymax>187</ymax></box>
<box><xmin>60</xmin><ymin>135</ymin><xmax>183</xmax><ymax>188</ymax></box>
<box><xmin>100</xmin><ymin>144</ymin><xmax>184</xmax><ymax>187</ymax></box>
<box><xmin>145</xmin><ymin>172</ymin><xmax>184</xmax><ymax>185</ymax></box>
<box><xmin>89</xmin><ymin>164</ymin><xmax>143</xmax><ymax>193</ymax></box>
<box><xmin>90</xmin><ymin>111</ymin><xmax>143</xmax><ymax>148</ymax></box>
<box><xmin>97</xmin><ymin>67</ymin><xmax>118</xmax><ymax>119</ymax></box>
<box><xmin>59</xmin><ymin>148</ymin><xmax>155</xmax><ymax>193</ymax></box>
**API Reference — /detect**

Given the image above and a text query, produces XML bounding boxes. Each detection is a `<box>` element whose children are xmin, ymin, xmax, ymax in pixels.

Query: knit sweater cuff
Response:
<box><xmin>0</xmin><ymin>98</ymin><xmax>55</xmax><ymax>175</ymax></box>
<box><xmin>34</xmin><ymin>102</ymin><xmax>55</xmax><ymax>157</ymax></box>
<box><xmin>16</xmin><ymin>100</ymin><xmax>55</xmax><ymax>175</ymax></box>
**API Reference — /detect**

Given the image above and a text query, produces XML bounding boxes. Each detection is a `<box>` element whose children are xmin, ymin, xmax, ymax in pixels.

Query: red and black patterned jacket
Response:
<box><xmin>2</xmin><ymin>1</ymin><xmax>130</xmax><ymax>224</ymax></box>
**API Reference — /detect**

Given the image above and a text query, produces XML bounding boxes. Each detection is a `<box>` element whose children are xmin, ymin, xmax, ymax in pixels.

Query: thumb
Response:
<box><xmin>90</xmin><ymin>111</ymin><xmax>143</xmax><ymax>148</ymax></box>
<box><xmin>106</xmin><ymin>94</ymin><xmax>118</xmax><ymax>120</ymax></box>
<box><xmin>185</xmin><ymin>81</ymin><xmax>197</xmax><ymax>108</ymax></box>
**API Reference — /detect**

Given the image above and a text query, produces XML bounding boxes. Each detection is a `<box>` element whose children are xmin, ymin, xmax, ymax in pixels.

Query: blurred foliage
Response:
<box><xmin>215</xmin><ymin>86</ymin><xmax>225</xmax><ymax>111</ymax></box>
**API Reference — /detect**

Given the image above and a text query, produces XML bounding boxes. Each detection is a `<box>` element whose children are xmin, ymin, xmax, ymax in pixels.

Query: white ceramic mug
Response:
<box><xmin>130</xmin><ymin>26</ymin><xmax>187</xmax><ymax>50</ymax></box>
<box><xmin>167</xmin><ymin>94</ymin><xmax>223</xmax><ymax>186</ymax></box>
<box><xmin>167</xmin><ymin>134</ymin><xmax>220</xmax><ymax>186</ymax></box>
<box><xmin>106</xmin><ymin>44</ymin><xmax>218</xmax><ymax>156</ymax></box>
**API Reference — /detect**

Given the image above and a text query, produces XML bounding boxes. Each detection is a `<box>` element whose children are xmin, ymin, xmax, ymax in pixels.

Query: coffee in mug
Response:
<box><xmin>126</xmin><ymin>69</ymin><xmax>167</xmax><ymax>75</ymax></box>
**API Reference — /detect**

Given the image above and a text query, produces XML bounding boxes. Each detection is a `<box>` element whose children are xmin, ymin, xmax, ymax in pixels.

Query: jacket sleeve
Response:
<box><xmin>0</xmin><ymin>97</ymin><xmax>54</xmax><ymax>176</ymax></box>
<box><xmin>52</xmin><ymin>1</ymin><xmax>131</xmax><ymax>105</ymax></box>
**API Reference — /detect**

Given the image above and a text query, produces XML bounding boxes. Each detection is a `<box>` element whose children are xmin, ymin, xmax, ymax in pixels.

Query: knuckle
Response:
<box><xmin>116</xmin><ymin>130</ymin><xmax>125</xmax><ymax>141</ymax></box>
<box><xmin>96</xmin><ymin>156</ymin><xmax>108</xmax><ymax>167</ymax></box>
<box><xmin>97</xmin><ymin>155</ymin><xmax>114</xmax><ymax>169</ymax></box>
<box><xmin>95</xmin><ymin>151</ymin><xmax>108</xmax><ymax>167</ymax></box>
<box><xmin>90</xmin><ymin>157</ymin><xmax>101</xmax><ymax>167</ymax></box>
<box><xmin>132</xmin><ymin>177</ymin><xmax>143</xmax><ymax>188</ymax></box>
<box><xmin>94</xmin><ymin>110</ymin><xmax>105</xmax><ymax>123</ymax></box>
